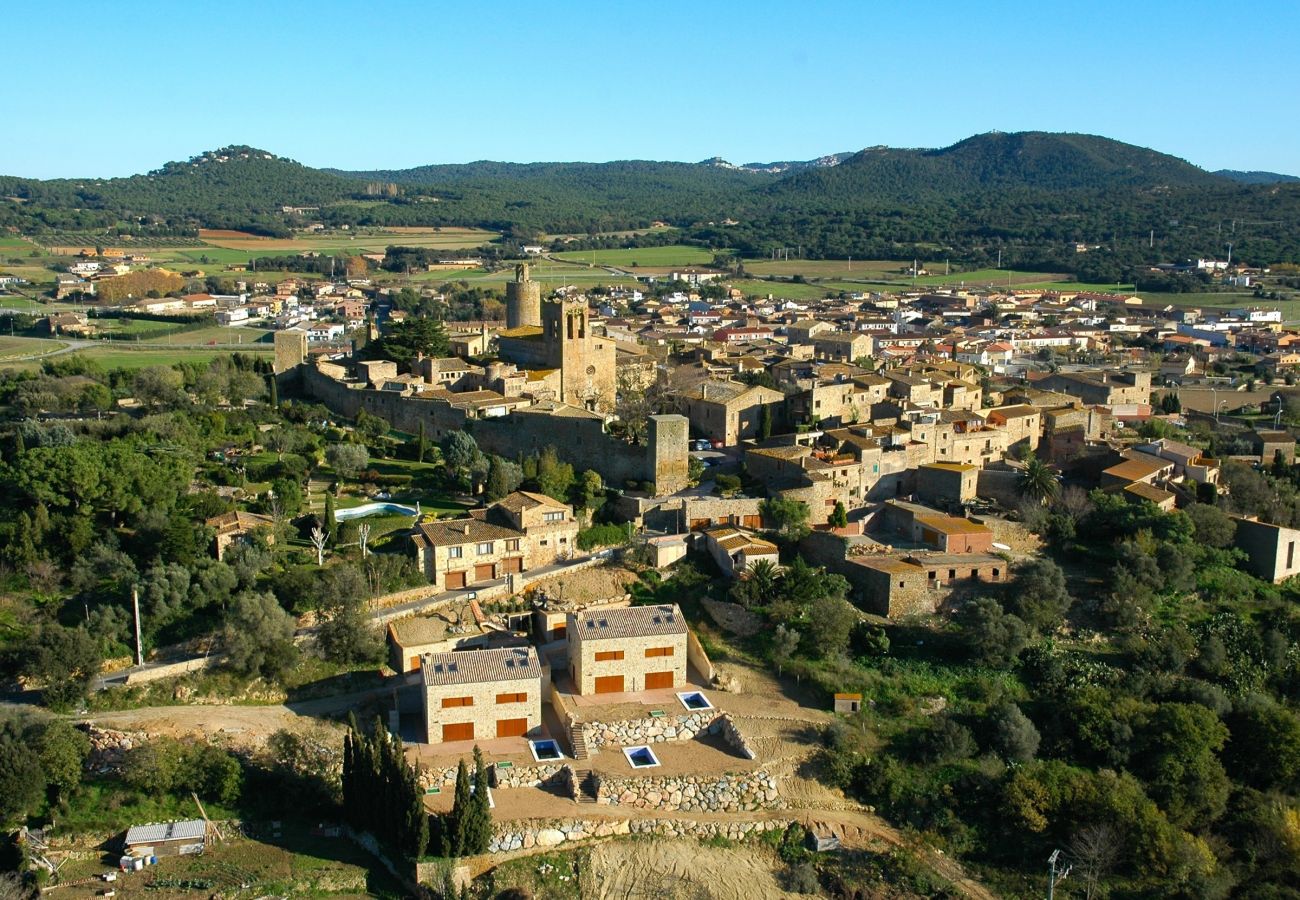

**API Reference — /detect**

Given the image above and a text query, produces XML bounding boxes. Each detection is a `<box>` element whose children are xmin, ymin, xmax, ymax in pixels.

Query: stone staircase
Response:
<box><xmin>569</xmin><ymin>724</ymin><xmax>589</xmax><ymax>760</ymax></box>
<box><xmin>574</xmin><ymin>769</ymin><xmax>598</xmax><ymax>804</ymax></box>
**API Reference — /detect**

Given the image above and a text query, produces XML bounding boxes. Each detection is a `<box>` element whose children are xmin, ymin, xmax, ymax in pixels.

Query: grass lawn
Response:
<box><xmin>0</xmin><ymin>345</ymin><xmax>272</xmax><ymax>372</ymax></box>
<box><xmin>551</xmin><ymin>244</ymin><xmax>718</xmax><ymax>267</ymax></box>
<box><xmin>728</xmin><ymin>278</ymin><xmax>839</xmax><ymax>300</ymax></box>
<box><xmin>0</xmin><ymin>335</ymin><xmax>65</xmax><ymax>358</ymax></box>
<box><xmin>0</xmin><ymin>294</ymin><xmax>51</xmax><ymax>310</ymax></box>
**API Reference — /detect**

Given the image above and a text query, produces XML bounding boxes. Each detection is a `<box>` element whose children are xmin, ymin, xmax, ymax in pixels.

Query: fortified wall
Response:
<box><xmin>295</xmin><ymin>362</ymin><xmax>689</xmax><ymax>494</ymax></box>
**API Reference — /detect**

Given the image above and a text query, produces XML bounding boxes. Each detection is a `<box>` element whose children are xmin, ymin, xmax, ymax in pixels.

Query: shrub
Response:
<box><xmin>576</xmin><ymin>522</ymin><xmax>631</xmax><ymax>551</ymax></box>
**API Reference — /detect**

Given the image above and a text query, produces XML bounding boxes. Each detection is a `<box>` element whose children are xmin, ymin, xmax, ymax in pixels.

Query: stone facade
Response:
<box><xmin>273</xmin><ymin>328</ymin><xmax>307</xmax><ymax>374</ymax></box>
<box><xmin>568</xmin><ymin>604</ymin><xmax>688</xmax><ymax>696</ymax></box>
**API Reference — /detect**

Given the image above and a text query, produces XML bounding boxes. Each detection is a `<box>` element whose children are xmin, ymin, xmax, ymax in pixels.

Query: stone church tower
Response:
<box><xmin>541</xmin><ymin>298</ymin><xmax>616</xmax><ymax>411</ymax></box>
<box><xmin>505</xmin><ymin>262</ymin><xmax>542</xmax><ymax>329</ymax></box>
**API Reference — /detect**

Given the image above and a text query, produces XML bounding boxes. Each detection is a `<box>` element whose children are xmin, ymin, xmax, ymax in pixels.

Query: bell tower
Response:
<box><xmin>505</xmin><ymin>262</ymin><xmax>542</xmax><ymax>329</ymax></box>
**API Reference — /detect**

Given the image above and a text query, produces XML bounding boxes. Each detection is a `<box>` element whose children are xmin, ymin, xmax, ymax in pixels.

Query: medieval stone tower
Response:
<box><xmin>505</xmin><ymin>262</ymin><xmax>542</xmax><ymax>329</ymax></box>
<box><xmin>273</xmin><ymin>328</ymin><xmax>307</xmax><ymax>374</ymax></box>
<box><xmin>541</xmin><ymin>298</ymin><xmax>616</xmax><ymax>411</ymax></box>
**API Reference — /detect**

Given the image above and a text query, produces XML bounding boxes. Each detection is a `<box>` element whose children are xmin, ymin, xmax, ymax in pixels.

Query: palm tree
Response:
<box><xmin>732</xmin><ymin>558</ymin><xmax>781</xmax><ymax>608</ymax></box>
<box><xmin>1019</xmin><ymin>454</ymin><xmax>1059</xmax><ymax>506</ymax></box>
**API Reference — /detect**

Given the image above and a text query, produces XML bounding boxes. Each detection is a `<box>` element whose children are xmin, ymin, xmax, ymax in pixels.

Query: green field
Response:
<box><xmin>728</xmin><ymin>278</ymin><xmax>838</xmax><ymax>300</ymax></box>
<box><xmin>0</xmin><ymin>336</ymin><xmax>65</xmax><ymax>359</ymax></box>
<box><xmin>743</xmin><ymin>258</ymin><xmax>904</xmax><ymax>279</ymax></box>
<box><xmin>404</xmin><ymin>262</ymin><xmax>638</xmax><ymax>289</ymax></box>
<box><xmin>552</xmin><ymin>244</ymin><xmax>719</xmax><ymax>267</ymax></box>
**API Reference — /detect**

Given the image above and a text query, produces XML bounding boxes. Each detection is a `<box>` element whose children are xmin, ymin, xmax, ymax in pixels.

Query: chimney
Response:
<box><xmin>462</xmin><ymin>524</ymin><xmax>471</xmax><ymax>535</ymax></box>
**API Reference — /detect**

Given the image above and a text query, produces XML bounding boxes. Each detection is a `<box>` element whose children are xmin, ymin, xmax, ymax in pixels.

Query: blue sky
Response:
<box><xmin>6</xmin><ymin>0</ymin><xmax>1299</xmax><ymax>178</ymax></box>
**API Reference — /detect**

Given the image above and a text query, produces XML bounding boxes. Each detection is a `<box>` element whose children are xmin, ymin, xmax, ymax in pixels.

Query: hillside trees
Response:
<box><xmin>341</xmin><ymin>716</ymin><xmax>428</xmax><ymax>860</ymax></box>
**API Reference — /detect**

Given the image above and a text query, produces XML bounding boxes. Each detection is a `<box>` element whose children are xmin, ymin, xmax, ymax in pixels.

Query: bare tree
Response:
<box><xmin>310</xmin><ymin>526</ymin><xmax>327</xmax><ymax>567</ymax></box>
<box><xmin>1068</xmin><ymin>823</ymin><xmax>1120</xmax><ymax>900</ymax></box>
<box><xmin>358</xmin><ymin>522</ymin><xmax>371</xmax><ymax>559</ymax></box>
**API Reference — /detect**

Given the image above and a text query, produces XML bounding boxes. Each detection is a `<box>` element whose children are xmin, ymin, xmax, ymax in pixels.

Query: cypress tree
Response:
<box><xmin>324</xmin><ymin>493</ymin><xmax>337</xmax><ymax>540</ymax></box>
<box><xmin>416</xmin><ymin>420</ymin><xmax>428</xmax><ymax>463</ymax></box>
<box><xmin>466</xmin><ymin>745</ymin><xmax>492</xmax><ymax>854</ymax></box>
<box><xmin>760</xmin><ymin>403</ymin><xmax>773</xmax><ymax>440</ymax></box>
<box><xmin>13</xmin><ymin>428</ymin><xmax>24</xmax><ymax>457</ymax></box>
<box><xmin>450</xmin><ymin>758</ymin><xmax>471</xmax><ymax>856</ymax></box>
<box><xmin>268</xmin><ymin>374</ymin><xmax>279</xmax><ymax>408</ymax></box>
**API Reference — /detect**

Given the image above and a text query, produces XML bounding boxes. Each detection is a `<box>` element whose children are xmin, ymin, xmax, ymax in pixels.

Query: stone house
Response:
<box><xmin>877</xmin><ymin>500</ymin><xmax>994</xmax><ymax>553</ymax></box>
<box><xmin>567</xmin><ymin>604</ymin><xmax>688</xmax><ymax>695</ymax></box>
<box><xmin>985</xmin><ymin>404</ymin><xmax>1042</xmax><ymax>454</ymax></box>
<box><xmin>420</xmin><ymin>646</ymin><xmax>544</xmax><ymax>743</ymax></box>
<box><xmin>411</xmin><ymin>491</ymin><xmax>578</xmax><ymax>591</ymax></box>
<box><xmin>681</xmin><ymin>380</ymin><xmax>784</xmax><ymax>446</ymax></box>
<box><xmin>205</xmin><ymin>510</ymin><xmax>276</xmax><ymax>561</ymax></box>
<box><xmin>1233</xmin><ymin>516</ymin><xmax>1300</xmax><ymax>583</ymax></box>
<box><xmin>701</xmin><ymin>525</ymin><xmax>780</xmax><ymax>577</ymax></box>
<box><xmin>915</xmin><ymin>462</ymin><xmax>978</xmax><ymax>507</ymax></box>
<box><xmin>812</xmin><ymin>332</ymin><xmax>872</xmax><ymax>363</ymax></box>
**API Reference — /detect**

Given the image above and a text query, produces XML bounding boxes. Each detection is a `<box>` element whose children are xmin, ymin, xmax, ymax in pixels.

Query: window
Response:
<box><xmin>441</xmin><ymin>696</ymin><xmax>474</xmax><ymax>708</ymax></box>
<box><xmin>540</xmin><ymin>539</ymin><xmax>549</xmax><ymax>547</ymax></box>
<box><xmin>645</xmin><ymin>646</ymin><xmax>674</xmax><ymax>658</ymax></box>
<box><xmin>496</xmin><ymin>692</ymin><xmax>527</xmax><ymax>704</ymax></box>
<box><xmin>448</xmin><ymin>546</ymin><xmax>463</xmax><ymax>559</ymax></box>
<box><xmin>506</xmin><ymin>539</ymin><xmax>520</xmax><ymax>552</ymax></box>
<box><xmin>476</xmin><ymin>542</ymin><xmax>494</xmax><ymax>555</ymax></box>
<box><xmin>595</xmin><ymin>650</ymin><xmax>624</xmax><ymax>662</ymax></box>
<box><xmin>544</xmin><ymin>511</ymin><xmax>565</xmax><ymax>523</ymax></box>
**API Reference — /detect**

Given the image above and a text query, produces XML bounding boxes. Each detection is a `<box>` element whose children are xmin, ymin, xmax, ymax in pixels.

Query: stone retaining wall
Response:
<box><xmin>418</xmin><ymin>762</ymin><xmax>571</xmax><ymax>792</ymax></box>
<box><xmin>594</xmin><ymin>770</ymin><xmax>781</xmax><ymax>813</ymax></box>
<box><xmin>488</xmin><ymin>816</ymin><xmax>788</xmax><ymax>854</ymax></box>
<box><xmin>580</xmin><ymin>710</ymin><xmax>715</xmax><ymax>748</ymax></box>
<box><xmin>580</xmin><ymin>710</ymin><xmax>756</xmax><ymax>758</ymax></box>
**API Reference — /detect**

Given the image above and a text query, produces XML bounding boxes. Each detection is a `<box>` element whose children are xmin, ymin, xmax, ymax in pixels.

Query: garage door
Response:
<box><xmin>645</xmin><ymin>671</ymin><xmax>675</xmax><ymax>690</ymax></box>
<box><xmin>474</xmin><ymin>563</ymin><xmax>495</xmax><ymax>582</ymax></box>
<box><xmin>496</xmin><ymin>718</ymin><xmax>528</xmax><ymax>738</ymax></box>
<box><xmin>501</xmin><ymin>556</ymin><xmax>523</xmax><ymax>574</ymax></box>
<box><xmin>742</xmin><ymin>515</ymin><xmax>762</xmax><ymax>528</ymax></box>
<box><xmin>441</xmin><ymin>722</ymin><xmax>474</xmax><ymax>742</ymax></box>
<box><xmin>445</xmin><ymin>570</ymin><xmax>467</xmax><ymax>590</ymax></box>
<box><xmin>594</xmin><ymin>675</ymin><xmax>624</xmax><ymax>694</ymax></box>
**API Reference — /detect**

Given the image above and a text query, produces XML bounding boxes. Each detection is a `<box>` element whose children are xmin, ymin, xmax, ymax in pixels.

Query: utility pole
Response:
<box><xmin>131</xmin><ymin>584</ymin><xmax>143</xmax><ymax>666</ymax></box>
<box><xmin>1047</xmin><ymin>849</ymin><xmax>1070</xmax><ymax>900</ymax></box>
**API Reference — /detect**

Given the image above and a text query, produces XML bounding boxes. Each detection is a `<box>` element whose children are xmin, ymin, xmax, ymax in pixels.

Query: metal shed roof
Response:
<box><xmin>124</xmin><ymin>820</ymin><xmax>206</xmax><ymax>845</ymax></box>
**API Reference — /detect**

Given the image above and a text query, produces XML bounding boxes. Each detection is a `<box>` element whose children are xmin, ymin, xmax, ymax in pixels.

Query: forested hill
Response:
<box><xmin>764</xmin><ymin>132</ymin><xmax>1227</xmax><ymax>204</ymax></box>
<box><xmin>3</xmin><ymin>133</ymin><xmax>1299</xmax><ymax>266</ymax></box>
<box><xmin>1215</xmin><ymin>169</ymin><xmax>1300</xmax><ymax>184</ymax></box>
<box><xmin>0</xmin><ymin>146</ymin><xmax>374</xmax><ymax>235</ymax></box>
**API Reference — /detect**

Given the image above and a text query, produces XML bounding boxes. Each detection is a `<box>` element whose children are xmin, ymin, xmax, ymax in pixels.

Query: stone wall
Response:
<box><xmin>580</xmin><ymin>710</ymin><xmax>716</xmax><ymax>748</ymax></box>
<box><xmin>488</xmin><ymin>817</ymin><xmax>788</xmax><ymax>854</ymax></box>
<box><xmin>417</xmin><ymin>762</ymin><xmax>571</xmax><ymax>792</ymax></box>
<box><xmin>580</xmin><ymin>710</ymin><xmax>755</xmax><ymax>757</ymax></box>
<box><xmin>595</xmin><ymin>770</ymin><xmax>781</xmax><ymax>813</ymax></box>
<box><xmin>298</xmin><ymin>363</ymin><xmax>688</xmax><ymax>495</ymax></box>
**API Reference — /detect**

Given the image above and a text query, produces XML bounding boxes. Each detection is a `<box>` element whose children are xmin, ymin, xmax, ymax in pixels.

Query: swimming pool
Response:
<box><xmin>677</xmin><ymin>691</ymin><xmax>713</xmax><ymax>711</ymax></box>
<box><xmin>333</xmin><ymin>501</ymin><xmax>420</xmax><ymax>521</ymax></box>
<box><xmin>530</xmin><ymin>739</ymin><xmax>564</xmax><ymax>762</ymax></box>
<box><xmin>623</xmin><ymin>745</ymin><xmax>661</xmax><ymax>769</ymax></box>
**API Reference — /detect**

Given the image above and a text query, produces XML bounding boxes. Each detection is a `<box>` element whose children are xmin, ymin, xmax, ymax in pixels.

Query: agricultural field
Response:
<box><xmin>402</xmin><ymin>262</ymin><xmax>638</xmax><ymax>289</ymax></box>
<box><xmin>52</xmin><ymin>822</ymin><xmax>402</xmax><ymax>899</ymax></box>
<box><xmin>551</xmin><ymin>244</ymin><xmax>719</xmax><ymax>267</ymax></box>
<box><xmin>0</xmin><ymin>345</ymin><xmax>271</xmax><ymax>372</ymax></box>
<box><xmin>727</xmin><ymin>278</ymin><xmax>839</xmax><ymax>300</ymax></box>
<box><xmin>0</xmin><ymin>294</ymin><xmax>51</xmax><ymax>310</ymax></box>
<box><xmin>743</xmin><ymin>257</ymin><xmax>904</xmax><ymax>279</ymax></box>
<box><xmin>198</xmin><ymin>226</ymin><xmax>496</xmax><ymax>253</ymax></box>
<box><xmin>0</xmin><ymin>336</ymin><xmax>65</xmax><ymax>360</ymax></box>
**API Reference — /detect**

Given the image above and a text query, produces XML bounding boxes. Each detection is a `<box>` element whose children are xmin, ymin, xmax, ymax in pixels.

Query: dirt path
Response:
<box><xmin>76</xmin><ymin>684</ymin><xmax>388</xmax><ymax>750</ymax></box>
